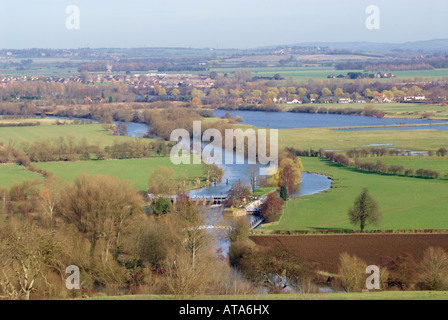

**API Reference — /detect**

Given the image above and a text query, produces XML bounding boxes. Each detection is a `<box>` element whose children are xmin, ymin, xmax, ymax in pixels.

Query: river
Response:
<box><xmin>48</xmin><ymin>112</ymin><xmax>338</xmax><ymax>293</ymax></box>
<box><xmin>214</xmin><ymin>109</ymin><xmax>448</xmax><ymax>130</ymax></box>
<box><xmin>47</xmin><ymin>115</ymin><xmax>332</xmax><ymax>250</ymax></box>
<box><xmin>46</xmin><ymin>113</ymin><xmax>333</xmax><ymax>244</ymax></box>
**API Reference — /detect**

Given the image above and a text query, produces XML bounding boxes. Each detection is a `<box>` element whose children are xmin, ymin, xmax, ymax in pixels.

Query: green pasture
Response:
<box><xmin>0</xmin><ymin>164</ymin><xmax>43</xmax><ymax>189</ymax></box>
<box><xmin>264</xmin><ymin>157</ymin><xmax>448</xmax><ymax>231</ymax></box>
<box><xmin>253</xmin><ymin>187</ymin><xmax>277</xmax><ymax>197</ymax></box>
<box><xmin>0</xmin><ymin>123</ymin><xmax>133</xmax><ymax>148</ymax></box>
<box><xmin>34</xmin><ymin>157</ymin><xmax>205</xmax><ymax>191</ymax></box>
<box><xmin>377</xmin><ymin>156</ymin><xmax>448</xmax><ymax>177</ymax></box>
<box><xmin>212</xmin><ymin>66</ymin><xmax>448</xmax><ymax>83</ymax></box>
<box><xmin>279</xmin><ymin>126</ymin><xmax>448</xmax><ymax>151</ymax></box>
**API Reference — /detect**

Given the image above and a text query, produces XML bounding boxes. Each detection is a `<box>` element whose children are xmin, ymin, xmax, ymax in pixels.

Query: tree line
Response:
<box><xmin>289</xmin><ymin>105</ymin><xmax>385</xmax><ymax>118</ymax></box>
<box><xmin>324</xmin><ymin>151</ymin><xmax>443</xmax><ymax>180</ymax></box>
<box><xmin>0</xmin><ymin>137</ymin><xmax>173</xmax><ymax>164</ymax></box>
<box><xmin>287</xmin><ymin>147</ymin><xmax>448</xmax><ymax>180</ymax></box>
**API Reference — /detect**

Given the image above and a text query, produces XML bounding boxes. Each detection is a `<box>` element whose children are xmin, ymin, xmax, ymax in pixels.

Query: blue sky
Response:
<box><xmin>0</xmin><ymin>0</ymin><xmax>447</xmax><ymax>49</ymax></box>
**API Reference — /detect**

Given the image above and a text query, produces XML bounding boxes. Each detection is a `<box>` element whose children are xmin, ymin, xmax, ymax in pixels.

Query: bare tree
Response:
<box><xmin>0</xmin><ymin>221</ymin><xmax>59</xmax><ymax>300</ymax></box>
<box><xmin>60</xmin><ymin>174</ymin><xmax>142</xmax><ymax>262</ymax></box>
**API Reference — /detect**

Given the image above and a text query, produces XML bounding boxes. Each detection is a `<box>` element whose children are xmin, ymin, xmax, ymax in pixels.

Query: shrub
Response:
<box><xmin>417</xmin><ymin>247</ymin><xmax>448</xmax><ymax>291</ymax></box>
<box><xmin>436</xmin><ymin>147</ymin><xmax>448</xmax><ymax>157</ymax></box>
<box><xmin>259</xmin><ymin>194</ymin><xmax>283</xmax><ymax>223</ymax></box>
<box><xmin>338</xmin><ymin>252</ymin><xmax>367</xmax><ymax>292</ymax></box>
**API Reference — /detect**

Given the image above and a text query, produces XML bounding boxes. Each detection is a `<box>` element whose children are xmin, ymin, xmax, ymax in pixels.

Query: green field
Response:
<box><xmin>211</xmin><ymin>66</ymin><xmax>448</xmax><ymax>83</ymax></box>
<box><xmin>34</xmin><ymin>157</ymin><xmax>205</xmax><ymax>191</ymax></box>
<box><xmin>253</xmin><ymin>187</ymin><xmax>277</xmax><ymax>197</ymax></box>
<box><xmin>375</xmin><ymin>156</ymin><xmax>448</xmax><ymax>178</ymax></box>
<box><xmin>84</xmin><ymin>291</ymin><xmax>448</xmax><ymax>300</ymax></box>
<box><xmin>264</xmin><ymin>157</ymin><xmax>448</xmax><ymax>231</ymax></box>
<box><xmin>0</xmin><ymin>123</ymin><xmax>134</xmax><ymax>148</ymax></box>
<box><xmin>279</xmin><ymin>126</ymin><xmax>448</xmax><ymax>151</ymax></box>
<box><xmin>0</xmin><ymin>164</ymin><xmax>43</xmax><ymax>189</ymax></box>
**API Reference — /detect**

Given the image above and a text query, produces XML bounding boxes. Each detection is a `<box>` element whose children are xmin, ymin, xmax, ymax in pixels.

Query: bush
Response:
<box><xmin>338</xmin><ymin>252</ymin><xmax>367</xmax><ymax>292</ymax></box>
<box><xmin>417</xmin><ymin>247</ymin><xmax>448</xmax><ymax>290</ymax></box>
<box><xmin>380</xmin><ymin>253</ymin><xmax>419</xmax><ymax>290</ymax></box>
<box><xmin>260</xmin><ymin>194</ymin><xmax>283</xmax><ymax>223</ymax></box>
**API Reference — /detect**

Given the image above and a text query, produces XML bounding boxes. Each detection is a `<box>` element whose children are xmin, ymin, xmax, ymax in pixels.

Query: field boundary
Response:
<box><xmin>251</xmin><ymin>229</ymin><xmax>448</xmax><ymax>236</ymax></box>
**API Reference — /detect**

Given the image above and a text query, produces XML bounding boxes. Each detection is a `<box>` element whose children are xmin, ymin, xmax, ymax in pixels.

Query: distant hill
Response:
<box><xmin>262</xmin><ymin>39</ymin><xmax>448</xmax><ymax>53</ymax></box>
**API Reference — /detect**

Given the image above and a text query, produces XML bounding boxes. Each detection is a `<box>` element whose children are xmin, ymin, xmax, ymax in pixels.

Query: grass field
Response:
<box><xmin>0</xmin><ymin>118</ymin><xmax>72</xmax><ymax>125</ymax></box>
<box><xmin>84</xmin><ymin>291</ymin><xmax>448</xmax><ymax>300</ymax></box>
<box><xmin>34</xmin><ymin>157</ymin><xmax>205</xmax><ymax>191</ymax></box>
<box><xmin>264</xmin><ymin>157</ymin><xmax>448</xmax><ymax>231</ymax></box>
<box><xmin>253</xmin><ymin>187</ymin><xmax>277</xmax><ymax>197</ymax></box>
<box><xmin>0</xmin><ymin>123</ymin><xmax>134</xmax><ymax>148</ymax></box>
<box><xmin>0</xmin><ymin>164</ymin><xmax>43</xmax><ymax>189</ymax></box>
<box><xmin>211</xmin><ymin>66</ymin><xmax>448</xmax><ymax>83</ymax></box>
<box><xmin>278</xmin><ymin>126</ymin><xmax>448</xmax><ymax>151</ymax></box>
<box><xmin>373</xmin><ymin>156</ymin><xmax>448</xmax><ymax>178</ymax></box>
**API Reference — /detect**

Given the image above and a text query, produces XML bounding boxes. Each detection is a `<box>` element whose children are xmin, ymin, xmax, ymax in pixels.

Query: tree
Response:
<box><xmin>202</xmin><ymin>163</ymin><xmax>224</xmax><ymax>183</ymax></box>
<box><xmin>150</xmin><ymin>197</ymin><xmax>172</xmax><ymax>215</ymax></box>
<box><xmin>0</xmin><ymin>187</ymin><xmax>8</xmax><ymax>215</ymax></box>
<box><xmin>39</xmin><ymin>182</ymin><xmax>61</xmax><ymax>221</ymax></box>
<box><xmin>338</xmin><ymin>252</ymin><xmax>367</xmax><ymax>292</ymax></box>
<box><xmin>189</xmin><ymin>96</ymin><xmax>202</xmax><ymax>107</ymax></box>
<box><xmin>436</xmin><ymin>147</ymin><xmax>447</xmax><ymax>157</ymax></box>
<box><xmin>148</xmin><ymin>166</ymin><xmax>177</xmax><ymax>195</ymax></box>
<box><xmin>334</xmin><ymin>88</ymin><xmax>344</xmax><ymax>97</ymax></box>
<box><xmin>158</xmin><ymin>88</ymin><xmax>167</xmax><ymax>97</ymax></box>
<box><xmin>228</xmin><ymin>217</ymin><xmax>250</xmax><ymax>242</ymax></box>
<box><xmin>259</xmin><ymin>194</ymin><xmax>283</xmax><ymax>223</ymax></box>
<box><xmin>348</xmin><ymin>188</ymin><xmax>381</xmax><ymax>232</ymax></box>
<box><xmin>321</xmin><ymin>88</ymin><xmax>332</xmax><ymax>97</ymax></box>
<box><xmin>418</xmin><ymin>247</ymin><xmax>448</xmax><ymax>290</ymax></box>
<box><xmin>60</xmin><ymin>174</ymin><xmax>142</xmax><ymax>261</ymax></box>
<box><xmin>0</xmin><ymin>221</ymin><xmax>60</xmax><ymax>300</ymax></box>
<box><xmin>279</xmin><ymin>185</ymin><xmax>288</xmax><ymax>202</ymax></box>
<box><xmin>225</xmin><ymin>181</ymin><xmax>251</xmax><ymax>208</ymax></box>
<box><xmin>274</xmin><ymin>157</ymin><xmax>303</xmax><ymax>195</ymax></box>
<box><xmin>248</xmin><ymin>166</ymin><xmax>258</xmax><ymax>194</ymax></box>
<box><xmin>116</xmin><ymin>122</ymin><xmax>128</xmax><ymax>136</ymax></box>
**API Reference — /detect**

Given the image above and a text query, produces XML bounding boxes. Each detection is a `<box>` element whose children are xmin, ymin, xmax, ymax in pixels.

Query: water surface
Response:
<box><xmin>214</xmin><ymin>109</ymin><xmax>445</xmax><ymax>129</ymax></box>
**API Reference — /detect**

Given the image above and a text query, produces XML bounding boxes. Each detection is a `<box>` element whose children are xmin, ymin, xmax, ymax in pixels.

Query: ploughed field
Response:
<box><xmin>249</xmin><ymin>234</ymin><xmax>448</xmax><ymax>274</ymax></box>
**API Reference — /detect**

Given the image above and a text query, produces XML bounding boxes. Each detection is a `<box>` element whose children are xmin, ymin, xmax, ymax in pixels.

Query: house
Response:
<box><xmin>337</xmin><ymin>98</ymin><xmax>351</xmax><ymax>104</ymax></box>
<box><xmin>273</xmin><ymin>97</ymin><xmax>287</xmax><ymax>104</ymax></box>
<box><xmin>323</xmin><ymin>96</ymin><xmax>337</xmax><ymax>104</ymax></box>
<box><xmin>404</xmin><ymin>95</ymin><xmax>427</xmax><ymax>102</ymax></box>
<box><xmin>286</xmin><ymin>98</ymin><xmax>302</xmax><ymax>104</ymax></box>
<box><xmin>373</xmin><ymin>93</ymin><xmax>391</xmax><ymax>103</ymax></box>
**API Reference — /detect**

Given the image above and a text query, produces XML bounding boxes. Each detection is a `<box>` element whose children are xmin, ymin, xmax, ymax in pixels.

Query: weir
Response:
<box><xmin>147</xmin><ymin>194</ymin><xmax>228</xmax><ymax>206</ymax></box>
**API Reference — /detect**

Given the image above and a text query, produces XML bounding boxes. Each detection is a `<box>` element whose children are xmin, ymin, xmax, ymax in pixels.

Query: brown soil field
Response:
<box><xmin>249</xmin><ymin>234</ymin><xmax>448</xmax><ymax>274</ymax></box>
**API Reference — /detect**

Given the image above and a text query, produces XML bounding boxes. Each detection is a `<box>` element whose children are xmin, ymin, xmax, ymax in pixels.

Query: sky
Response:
<box><xmin>0</xmin><ymin>0</ymin><xmax>447</xmax><ymax>49</ymax></box>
